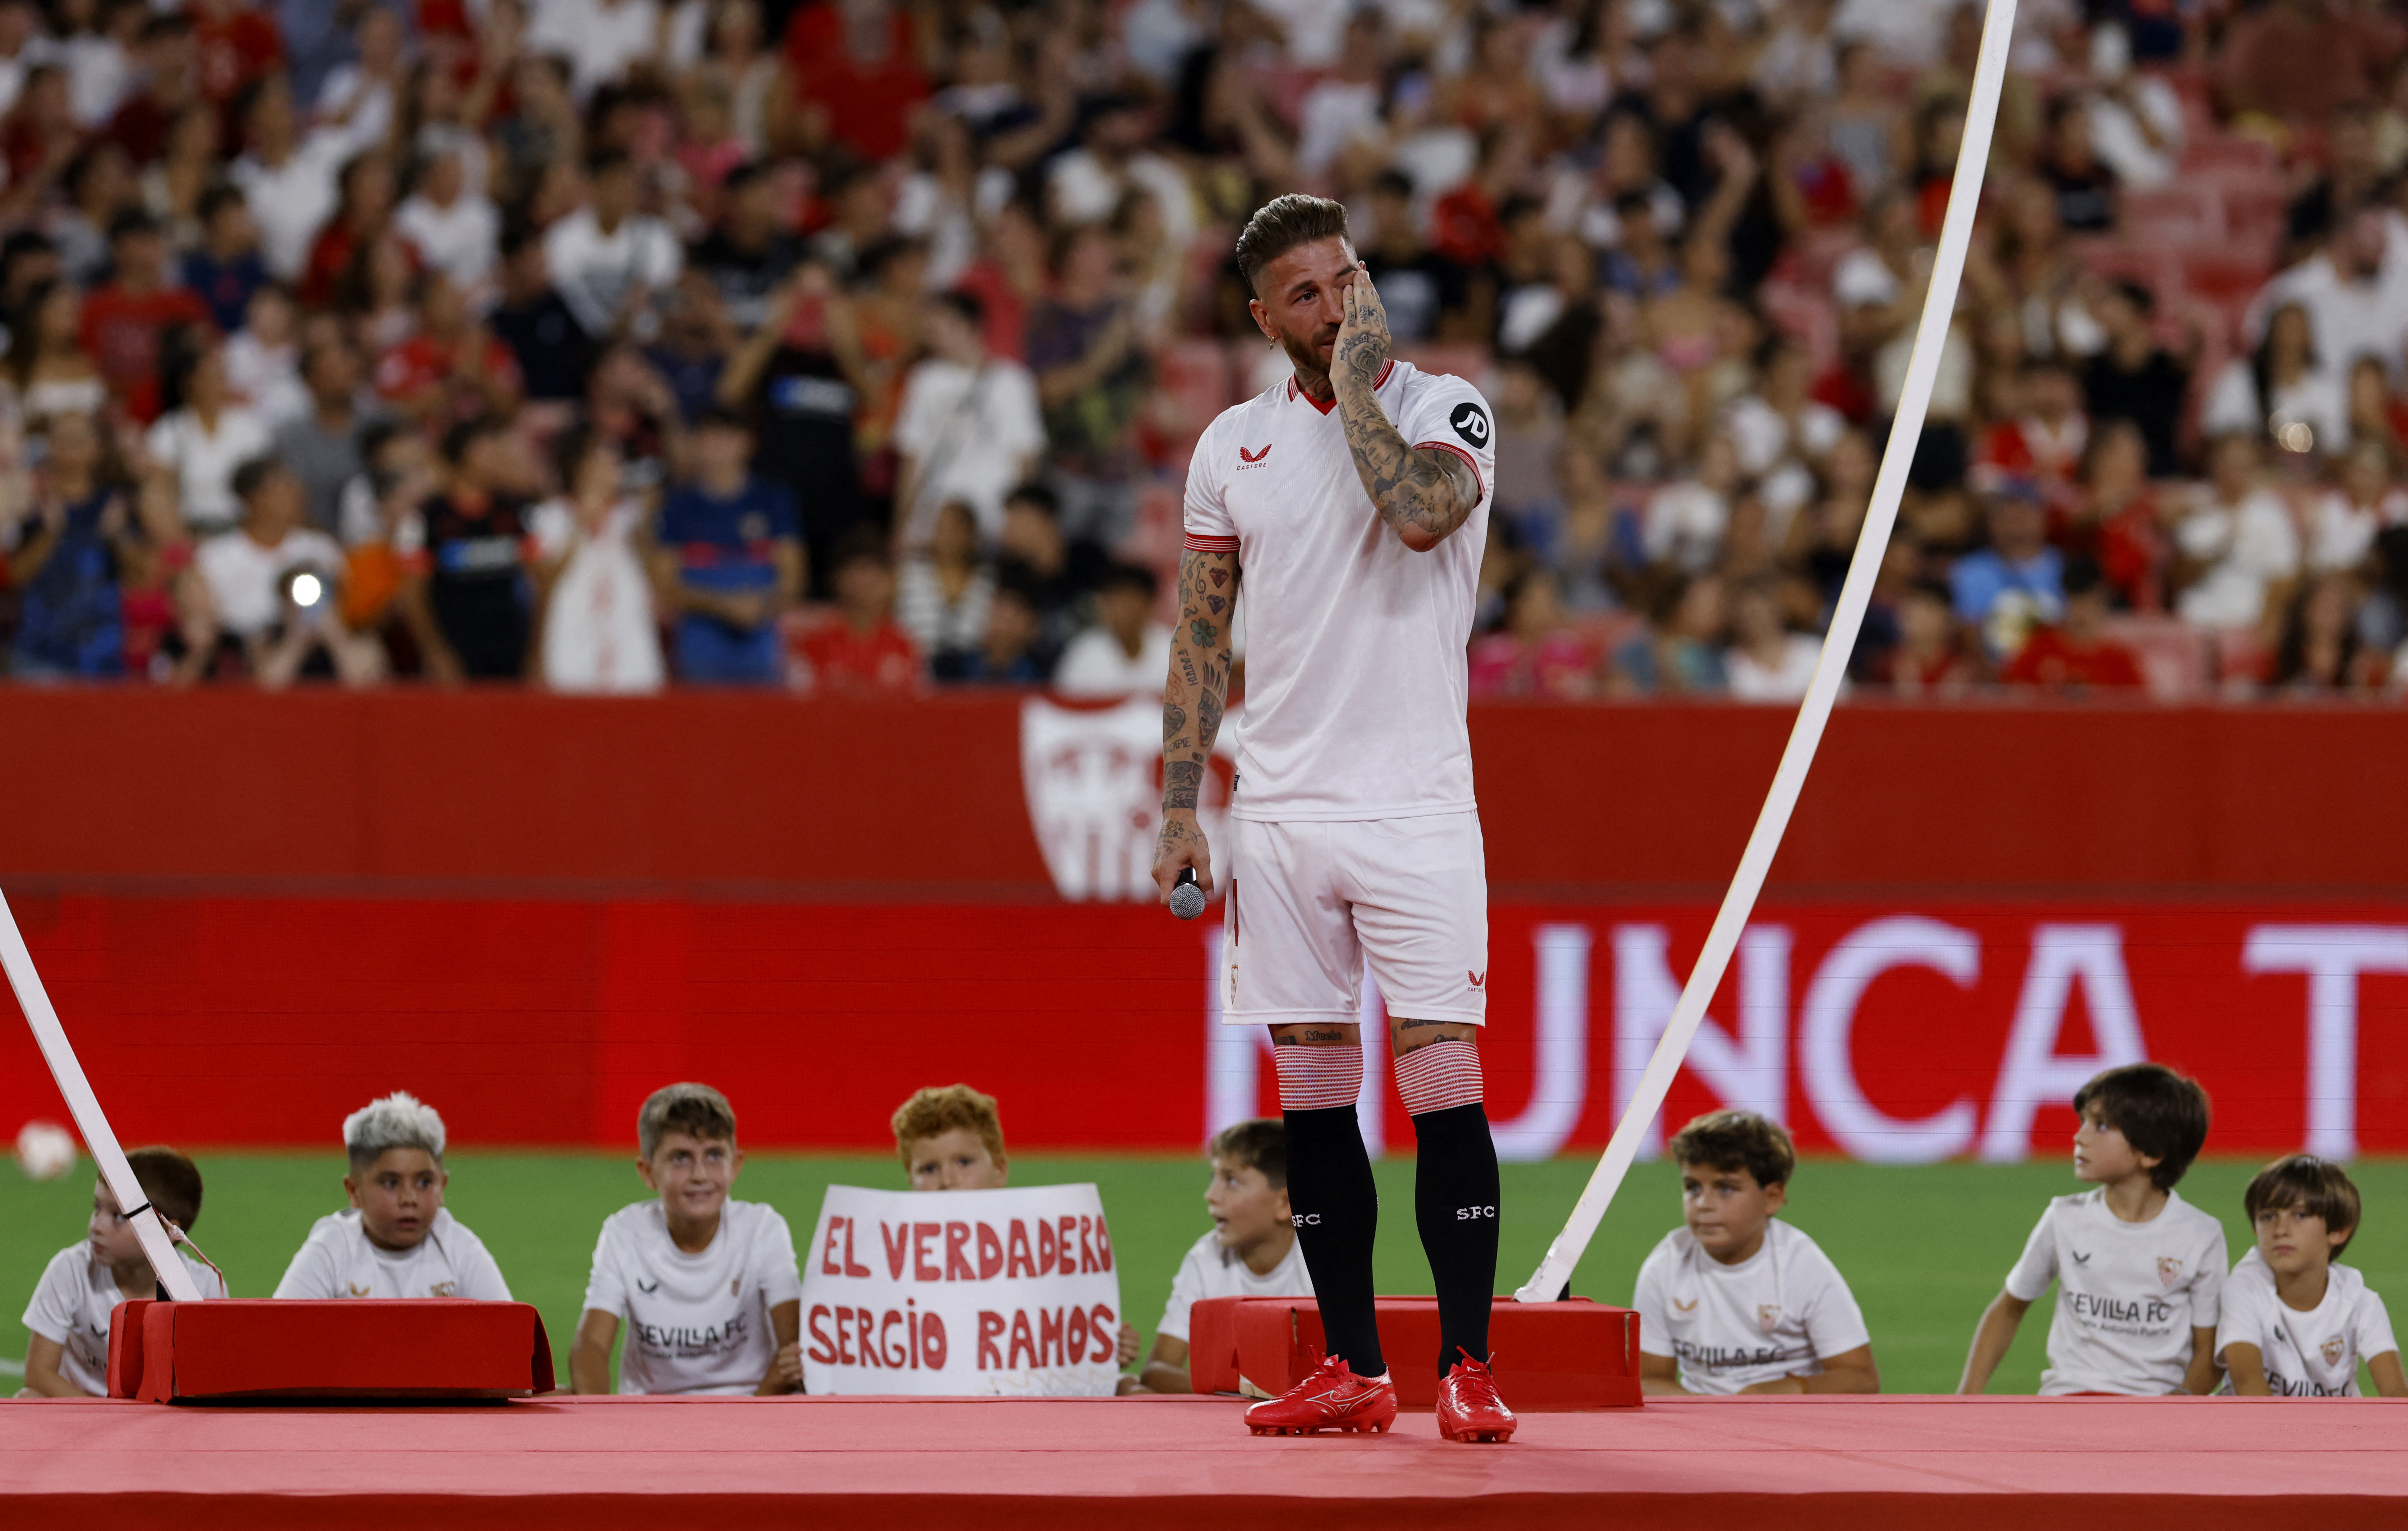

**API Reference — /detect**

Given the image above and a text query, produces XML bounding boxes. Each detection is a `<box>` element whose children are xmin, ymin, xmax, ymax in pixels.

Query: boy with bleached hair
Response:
<box><xmin>273</xmin><ymin>1091</ymin><xmax>512</xmax><ymax>1301</ymax></box>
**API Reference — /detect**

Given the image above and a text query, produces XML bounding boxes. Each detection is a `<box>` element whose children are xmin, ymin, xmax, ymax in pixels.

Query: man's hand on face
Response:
<box><xmin>1332</xmin><ymin>262</ymin><xmax>1391</xmax><ymax>393</ymax></box>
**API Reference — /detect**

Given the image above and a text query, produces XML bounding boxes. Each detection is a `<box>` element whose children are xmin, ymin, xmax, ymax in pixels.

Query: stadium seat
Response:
<box><xmin>2123</xmin><ymin>186</ymin><xmax>2222</xmax><ymax>248</ymax></box>
<box><xmin>2184</xmin><ymin>252</ymin><xmax>2274</xmax><ymax>310</ymax></box>
<box><xmin>2099</xmin><ymin>614</ymin><xmax>2209</xmax><ymax>701</ymax></box>
<box><xmin>2180</xmin><ymin>136</ymin><xmax>2280</xmax><ymax>178</ymax></box>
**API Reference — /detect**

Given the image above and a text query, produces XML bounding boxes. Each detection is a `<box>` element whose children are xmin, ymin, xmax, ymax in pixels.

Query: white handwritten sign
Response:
<box><xmin>800</xmin><ymin>1184</ymin><xmax>1123</xmax><ymax>1397</ymax></box>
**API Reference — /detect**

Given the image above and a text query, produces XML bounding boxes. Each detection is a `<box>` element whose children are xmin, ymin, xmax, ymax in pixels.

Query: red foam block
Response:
<box><xmin>106</xmin><ymin>1299</ymin><xmax>554</xmax><ymax>1401</ymax></box>
<box><xmin>1190</xmin><ymin>1296</ymin><xmax>1640</xmax><ymax>1409</ymax></box>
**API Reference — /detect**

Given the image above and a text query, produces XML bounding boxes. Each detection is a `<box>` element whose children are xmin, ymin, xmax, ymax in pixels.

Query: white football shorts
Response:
<box><xmin>1220</xmin><ymin>812</ymin><xmax>1489</xmax><ymax>1027</ymax></box>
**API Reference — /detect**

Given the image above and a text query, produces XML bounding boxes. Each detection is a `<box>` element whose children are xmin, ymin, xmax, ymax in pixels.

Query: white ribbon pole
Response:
<box><xmin>1</xmin><ymin>887</ymin><xmax>203</xmax><ymax>1301</ymax></box>
<box><xmin>1515</xmin><ymin>0</ymin><xmax>2019</xmax><ymax>1303</ymax></box>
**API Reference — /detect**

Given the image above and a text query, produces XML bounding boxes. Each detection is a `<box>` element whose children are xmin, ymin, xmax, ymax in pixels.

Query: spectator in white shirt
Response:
<box><xmin>2203</xmin><ymin>302</ymin><xmax>2347</xmax><ymax>458</ymax></box>
<box><xmin>1044</xmin><ymin>95</ymin><xmax>1196</xmax><ymax>257</ymax></box>
<box><xmin>529</xmin><ymin>425</ymin><xmax>664</xmax><ymax>693</ymax></box>
<box><xmin>2173</xmin><ymin>433</ymin><xmax>2302</xmax><ymax>630</ymax></box>
<box><xmin>1724</xmin><ymin>577</ymin><xmax>1821</xmax><ymax>702</ymax></box>
<box><xmin>527</xmin><ymin>0</ymin><xmax>692</xmax><ymax>102</ymax></box>
<box><xmin>544</xmin><ymin>148</ymin><xmax>682</xmax><ymax>341</ymax></box>
<box><xmin>1295</xmin><ymin>12</ymin><xmax>1387</xmax><ymax>180</ymax></box>
<box><xmin>893</xmin><ymin>289</ymin><xmax>1045</xmax><ymax>544</ymax></box>
<box><xmin>394</xmin><ymin>146</ymin><xmax>500</xmax><ymax>295</ymax></box>
<box><xmin>1646</xmin><ymin>431</ymin><xmax>1740</xmax><ymax>575</ymax></box>
<box><xmin>1054</xmin><ymin>561</ymin><xmax>1170</xmax><ymax>697</ymax></box>
<box><xmin>2307</xmin><ymin>438</ymin><xmax>2408</xmax><ymax>575</ymax></box>
<box><xmin>55</xmin><ymin>0</ymin><xmax>141</xmax><ymax>128</ymax></box>
<box><xmin>193</xmin><ymin>456</ymin><xmax>385</xmax><ymax>686</ymax></box>
<box><xmin>2246</xmin><ymin>206</ymin><xmax>2408</xmax><ymax>399</ymax></box>
<box><xmin>310</xmin><ymin>2</ymin><xmax>405</xmax><ymax>149</ymax></box>
<box><xmin>230</xmin><ymin>69</ymin><xmax>382</xmax><ymax>280</ymax></box>
<box><xmin>223</xmin><ymin>281</ymin><xmax>309</xmax><ymax>426</ymax></box>
<box><xmin>145</xmin><ymin>336</ymin><xmax>273</xmax><ymax>534</ymax></box>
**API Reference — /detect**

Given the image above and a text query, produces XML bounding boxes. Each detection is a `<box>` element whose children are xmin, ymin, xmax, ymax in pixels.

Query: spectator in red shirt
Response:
<box><xmin>105</xmin><ymin>15</ymin><xmax>198</xmax><ymax>168</ymax></box>
<box><xmin>1</xmin><ymin>66</ymin><xmax>83</xmax><ymax>212</ymax></box>
<box><xmin>78</xmin><ymin>209</ymin><xmax>212</xmax><ymax>421</ymax></box>
<box><xmin>1975</xmin><ymin>356</ymin><xmax>2088</xmax><ymax>504</ymax></box>
<box><xmin>188</xmin><ymin>0</ymin><xmax>284</xmax><ymax>112</ymax></box>
<box><xmin>2065</xmin><ymin>419</ymin><xmax>2165</xmax><ymax>612</ymax></box>
<box><xmin>373</xmin><ymin>270</ymin><xmax>522</xmax><ymax>425</ymax></box>
<box><xmin>299</xmin><ymin>151</ymin><xmax>394</xmax><ymax>310</ymax></box>
<box><xmin>1873</xmin><ymin>579</ymin><xmax>1975</xmax><ymax>695</ymax></box>
<box><xmin>785</xmin><ymin>0</ymin><xmax>927</xmax><ymax>164</ymax></box>
<box><xmin>795</xmin><ymin>529</ymin><xmax>921</xmax><ymax>694</ymax></box>
<box><xmin>2002</xmin><ymin>555</ymin><xmax>2146</xmax><ymax>693</ymax></box>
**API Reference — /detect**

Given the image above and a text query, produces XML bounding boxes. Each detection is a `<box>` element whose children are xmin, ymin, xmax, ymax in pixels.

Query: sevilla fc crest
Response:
<box><xmin>1758</xmin><ymin>1304</ymin><xmax>1782</xmax><ymax>1334</ymax></box>
<box><xmin>2157</xmin><ymin>1257</ymin><xmax>2182</xmax><ymax>1287</ymax></box>
<box><xmin>2322</xmin><ymin>1336</ymin><xmax>2347</xmax><ymax>1368</ymax></box>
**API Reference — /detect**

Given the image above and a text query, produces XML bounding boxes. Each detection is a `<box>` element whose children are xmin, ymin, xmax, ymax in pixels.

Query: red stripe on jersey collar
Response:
<box><xmin>1289</xmin><ymin>359</ymin><xmax>1394</xmax><ymax>414</ymax></box>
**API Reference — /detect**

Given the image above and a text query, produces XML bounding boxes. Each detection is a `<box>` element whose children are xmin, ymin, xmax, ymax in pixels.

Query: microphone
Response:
<box><xmin>1168</xmin><ymin>868</ymin><xmax>1207</xmax><ymax>921</ymax></box>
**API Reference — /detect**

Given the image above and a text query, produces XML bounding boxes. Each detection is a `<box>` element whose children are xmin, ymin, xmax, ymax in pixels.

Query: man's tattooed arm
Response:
<box><xmin>1155</xmin><ymin>544</ymin><xmax>1241</xmax><ymax>883</ymax></box>
<box><xmin>1332</xmin><ymin>263</ymin><xmax>1479</xmax><ymax>552</ymax></box>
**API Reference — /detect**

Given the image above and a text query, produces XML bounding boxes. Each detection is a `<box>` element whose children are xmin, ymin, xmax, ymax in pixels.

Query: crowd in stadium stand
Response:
<box><xmin>0</xmin><ymin>0</ymin><xmax>2405</xmax><ymax>698</ymax></box>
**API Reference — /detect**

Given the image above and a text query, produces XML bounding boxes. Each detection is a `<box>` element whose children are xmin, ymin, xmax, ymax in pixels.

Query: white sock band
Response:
<box><xmin>1393</xmin><ymin>1039</ymin><xmax>1483</xmax><ymax>1116</ymax></box>
<box><xmin>1274</xmin><ymin>1044</ymin><xmax>1364</xmax><ymax>1112</ymax></box>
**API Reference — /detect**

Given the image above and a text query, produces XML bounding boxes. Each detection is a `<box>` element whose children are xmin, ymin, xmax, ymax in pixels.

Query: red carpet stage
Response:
<box><xmin>4</xmin><ymin>1394</ymin><xmax>2404</xmax><ymax>1529</ymax></box>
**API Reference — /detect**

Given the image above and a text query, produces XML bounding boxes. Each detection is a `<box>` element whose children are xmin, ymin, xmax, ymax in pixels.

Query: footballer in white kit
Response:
<box><xmin>582</xmin><ymin>1198</ymin><xmax>804</xmax><ymax>1395</ymax></box>
<box><xmin>1151</xmin><ymin>194</ymin><xmax>1511</xmax><ymax>1442</ymax></box>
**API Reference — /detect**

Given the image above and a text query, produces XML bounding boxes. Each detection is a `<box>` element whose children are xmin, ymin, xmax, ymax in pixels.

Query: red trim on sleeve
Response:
<box><xmin>1184</xmin><ymin>533</ymin><xmax>1240</xmax><ymax>554</ymax></box>
<box><xmin>1375</xmin><ymin>359</ymin><xmax>1394</xmax><ymax>388</ymax></box>
<box><xmin>1415</xmin><ymin>440</ymin><xmax>1485</xmax><ymax>502</ymax></box>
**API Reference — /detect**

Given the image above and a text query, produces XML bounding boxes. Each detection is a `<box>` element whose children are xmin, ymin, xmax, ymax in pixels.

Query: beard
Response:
<box><xmin>1276</xmin><ymin>322</ymin><xmax>1340</xmax><ymax>386</ymax></box>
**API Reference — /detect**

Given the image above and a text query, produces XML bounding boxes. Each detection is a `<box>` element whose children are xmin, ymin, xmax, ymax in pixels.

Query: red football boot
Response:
<box><xmin>1244</xmin><ymin>1356</ymin><xmax>1399</xmax><ymax>1436</ymax></box>
<box><xmin>1436</xmin><ymin>1351</ymin><xmax>1517</xmax><ymax>1443</ymax></box>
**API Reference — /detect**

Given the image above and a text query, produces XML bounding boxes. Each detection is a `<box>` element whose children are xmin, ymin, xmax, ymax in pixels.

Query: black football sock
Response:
<box><xmin>1281</xmin><ymin>1104</ymin><xmax>1386</xmax><ymax>1376</ymax></box>
<box><xmin>1411</xmin><ymin>1101</ymin><xmax>1501</xmax><ymax>1374</ymax></box>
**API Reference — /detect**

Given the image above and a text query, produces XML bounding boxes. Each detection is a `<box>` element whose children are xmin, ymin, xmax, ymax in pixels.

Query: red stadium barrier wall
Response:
<box><xmin>2</xmin><ymin>689</ymin><xmax>2407</xmax><ymax>896</ymax></box>
<box><xmin>3</xmin><ymin>895</ymin><xmax>2402</xmax><ymax>1159</ymax></box>
<box><xmin>2</xmin><ymin>690</ymin><xmax>2403</xmax><ymax>1155</ymax></box>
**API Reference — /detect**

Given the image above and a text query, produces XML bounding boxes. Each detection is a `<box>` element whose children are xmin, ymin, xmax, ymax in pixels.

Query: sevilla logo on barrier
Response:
<box><xmin>1021</xmin><ymin>696</ymin><xmax>1234</xmax><ymax>902</ymax></box>
<box><xmin>801</xmin><ymin>1184</ymin><xmax>1122</xmax><ymax>1398</ymax></box>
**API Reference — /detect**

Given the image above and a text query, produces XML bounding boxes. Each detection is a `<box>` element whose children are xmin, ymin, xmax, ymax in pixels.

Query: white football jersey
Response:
<box><xmin>2005</xmin><ymin>1188</ymin><xmax>2227</xmax><ymax>1395</ymax></box>
<box><xmin>22</xmin><ymin>1243</ymin><xmax>228</xmax><ymax>1396</ymax></box>
<box><xmin>1630</xmin><ymin>1218</ymin><xmax>1870</xmax><ymax>1395</ymax></box>
<box><xmin>272</xmin><ymin>1208</ymin><xmax>513</xmax><ymax>1302</ymax></box>
<box><xmin>1183</xmin><ymin>359</ymin><xmax>1497</xmax><ymax>821</ymax></box>
<box><xmin>1156</xmin><ymin>1228</ymin><xmax>1315</xmax><ymax>1343</ymax></box>
<box><xmin>2215</xmin><ymin>1248</ymin><xmax>2397</xmax><ymax>1397</ymax></box>
<box><xmin>581</xmin><ymin>1199</ymin><xmax>804</xmax><ymax>1396</ymax></box>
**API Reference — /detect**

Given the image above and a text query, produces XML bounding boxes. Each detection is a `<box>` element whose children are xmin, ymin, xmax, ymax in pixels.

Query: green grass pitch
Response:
<box><xmin>9</xmin><ymin>1152</ymin><xmax>2404</xmax><ymax>1395</ymax></box>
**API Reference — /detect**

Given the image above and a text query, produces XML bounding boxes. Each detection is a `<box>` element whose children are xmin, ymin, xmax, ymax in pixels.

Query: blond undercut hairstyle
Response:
<box><xmin>639</xmin><ymin>1082</ymin><xmax>738</xmax><ymax>1160</ymax></box>
<box><xmin>1234</xmin><ymin>193</ymin><xmax>1351</xmax><ymax>299</ymax></box>
<box><xmin>892</xmin><ymin>1084</ymin><xmax>1006</xmax><ymax>1168</ymax></box>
